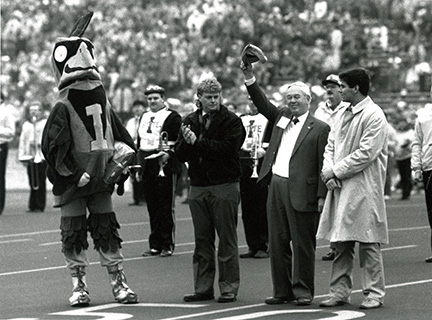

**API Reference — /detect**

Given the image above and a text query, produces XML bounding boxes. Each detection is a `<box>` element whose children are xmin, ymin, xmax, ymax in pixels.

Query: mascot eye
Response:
<box><xmin>54</xmin><ymin>45</ymin><xmax>68</xmax><ymax>62</ymax></box>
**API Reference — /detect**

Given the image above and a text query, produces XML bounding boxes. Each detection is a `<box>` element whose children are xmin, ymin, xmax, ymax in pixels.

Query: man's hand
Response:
<box><xmin>181</xmin><ymin>124</ymin><xmax>197</xmax><ymax>145</ymax></box>
<box><xmin>414</xmin><ymin>170</ymin><xmax>423</xmax><ymax>183</ymax></box>
<box><xmin>78</xmin><ymin>172</ymin><xmax>91</xmax><ymax>187</ymax></box>
<box><xmin>158</xmin><ymin>151</ymin><xmax>170</xmax><ymax>168</ymax></box>
<box><xmin>321</xmin><ymin>167</ymin><xmax>335</xmax><ymax>183</ymax></box>
<box><xmin>318</xmin><ymin>197</ymin><xmax>325</xmax><ymax>212</ymax></box>
<box><xmin>325</xmin><ymin>178</ymin><xmax>342</xmax><ymax>191</ymax></box>
<box><xmin>239</xmin><ymin>61</ymin><xmax>254</xmax><ymax>79</ymax></box>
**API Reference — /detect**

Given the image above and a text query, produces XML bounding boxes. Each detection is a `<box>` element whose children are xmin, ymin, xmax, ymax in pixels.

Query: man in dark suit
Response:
<box><xmin>240</xmin><ymin>60</ymin><xmax>329</xmax><ymax>306</ymax></box>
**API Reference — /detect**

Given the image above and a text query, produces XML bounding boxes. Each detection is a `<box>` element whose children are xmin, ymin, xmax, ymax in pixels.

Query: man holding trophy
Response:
<box><xmin>137</xmin><ymin>85</ymin><xmax>182</xmax><ymax>257</ymax></box>
<box><xmin>239</xmin><ymin>98</ymin><xmax>271</xmax><ymax>259</ymax></box>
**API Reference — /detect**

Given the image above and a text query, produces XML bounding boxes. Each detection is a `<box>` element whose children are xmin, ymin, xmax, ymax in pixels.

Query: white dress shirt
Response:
<box><xmin>272</xmin><ymin>111</ymin><xmax>309</xmax><ymax>178</ymax></box>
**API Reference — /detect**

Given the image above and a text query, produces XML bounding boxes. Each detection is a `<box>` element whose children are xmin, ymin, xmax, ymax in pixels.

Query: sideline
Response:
<box><xmin>1</xmin><ymin>222</ymin><xmax>429</xmax><ymax>239</ymax></box>
<box><xmin>0</xmin><ymin>244</ymin><xmax>419</xmax><ymax>277</ymax></box>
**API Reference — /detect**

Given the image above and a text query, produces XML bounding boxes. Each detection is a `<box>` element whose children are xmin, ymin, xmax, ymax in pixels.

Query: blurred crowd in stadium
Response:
<box><xmin>1</xmin><ymin>0</ymin><xmax>431</xmax><ymax>141</ymax></box>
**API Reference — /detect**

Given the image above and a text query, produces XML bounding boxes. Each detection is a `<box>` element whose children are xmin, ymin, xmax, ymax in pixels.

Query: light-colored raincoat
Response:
<box><xmin>316</xmin><ymin>96</ymin><xmax>389</xmax><ymax>244</ymax></box>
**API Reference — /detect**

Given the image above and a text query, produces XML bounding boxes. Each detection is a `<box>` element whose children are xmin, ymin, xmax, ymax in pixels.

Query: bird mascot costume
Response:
<box><xmin>42</xmin><ymin>12</ymin><xmax>138</xmax><ymax>307</ymax></box>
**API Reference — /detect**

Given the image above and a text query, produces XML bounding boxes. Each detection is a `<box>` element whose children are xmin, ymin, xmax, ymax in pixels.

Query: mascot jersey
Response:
<box><xmin>42</xmin><ymin>12</ymin><xmax>135</xmax><ymax>207</ymax></box>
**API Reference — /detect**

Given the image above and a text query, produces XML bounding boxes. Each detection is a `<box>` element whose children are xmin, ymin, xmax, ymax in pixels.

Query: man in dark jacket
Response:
<box><xmin>175</xmin><ymin>77</ymin><xmax>246</xmax><ymax>303</ymax></box>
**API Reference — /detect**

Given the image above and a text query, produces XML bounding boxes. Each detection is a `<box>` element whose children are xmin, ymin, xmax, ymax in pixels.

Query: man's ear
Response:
<box><xmin>195</xmin><ymin>96</ymin><xmax>202</xmax><ymax>108</ymax></box>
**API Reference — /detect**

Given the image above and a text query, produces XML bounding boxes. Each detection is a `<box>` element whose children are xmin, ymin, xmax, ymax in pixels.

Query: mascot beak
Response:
<box><xmin>64</xmin><ymin>42</ymin><xmax>97</xmax><ymax>74</ymax></box>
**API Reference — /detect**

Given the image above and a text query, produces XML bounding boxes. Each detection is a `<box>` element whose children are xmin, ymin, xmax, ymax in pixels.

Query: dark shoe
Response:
<box><xmin>359</xmin><ymin>298</ymin><xmax>382</xmax><ymax>309</ymax></box>
<box><xmin>141</xmin><ymin>249</ymin><xmax>160</xmax><ymax>257</ymax></box>
<box><xmin>160</xmin><ymin>249</ymin><xmax>173</xmax><ymax>257</ymax></box>
<box><xmin>322</xmin><ymin>250</ymin><xmax>335</xmax><ymax>261</ymax></box>
<box><xmin>320</xmin><ymin>297</ymin><xmax>349</xmax><ymax>307</ymax></box>
<box><xmin>264</xmin><ymin>296</ymin><xmax>294</xmax><ymax>305</ymax></box>
<box><xmin>218</xmin><ymin>293</ymin><xmax>237</xmax><ymax>303</ymax></box>
<box><xmin>183</xmin><ymin>292</ymin><xmax>214</xmax><ymax>302</ymax></box>
<box><xmin>239</xmin><ymin>250</ymin><xmax>256</xmax><ymax>258</ymax></box>
<box><xmin>425</xmin><ymin>256</ymin><xmax>432</xmax><ymax>263</ymax></box>
<box><xmin>296</xmin><ymin>297</ymin><xmax>312</xmax><ymax>306</ymax></box>
<box><xmin>254</xmin><ymin>250</ymin><xmax>269</xmax><ymax>259</ymax></box>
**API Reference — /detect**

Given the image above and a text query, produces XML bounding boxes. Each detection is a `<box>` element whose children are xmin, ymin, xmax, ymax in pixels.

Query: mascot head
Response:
<box><xmin>51</xmin><ymin>12</ymin><xmax>101</xmax><ymax>90</ymax></box>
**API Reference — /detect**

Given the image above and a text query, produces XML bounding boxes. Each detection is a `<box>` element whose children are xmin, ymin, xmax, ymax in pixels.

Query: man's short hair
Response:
<box><xmin>339</xmin><ymin>68</ymin><xmax>370</xmax><ymax>96</ymax></box>
<box><xmin>286</xmin><ymin>81</ymin><xmax>312</xmax><ymax>101</ymax></box>
<box><xmin>196</xmin><ymin>77</ymin><xmax>222</xmax><ymax>96</ymax></box>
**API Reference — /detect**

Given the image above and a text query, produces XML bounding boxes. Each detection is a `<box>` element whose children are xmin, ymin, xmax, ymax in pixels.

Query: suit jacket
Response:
<box><xmin>246</xmin><ymin>81</ymin><xmax>330</xmax><ymax>212</ymax></box>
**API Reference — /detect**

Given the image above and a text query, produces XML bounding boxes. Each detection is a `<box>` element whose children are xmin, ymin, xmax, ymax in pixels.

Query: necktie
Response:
<box><xmin>341</xmin><ymin>106</ymin><xmax>354</xmax><ymax>132</ymax></box>
<box><xmin>289</xmin><ymin>117</ymin><xmax>299</xmax><ymax>129</ymax></box>
<box><xmin>199</xmin><ymin>114</ymin><xmax>209</xmax><ymax>140</ymax></box>
<box><xmin>147</xmin><ymin>116</ymin><xmax>155</xmax><ymax>133</ymax></box>
<box><xmin>203</xmin><ymin>114</ymin><xmax>209</xmax><ymax>126</ymax></box>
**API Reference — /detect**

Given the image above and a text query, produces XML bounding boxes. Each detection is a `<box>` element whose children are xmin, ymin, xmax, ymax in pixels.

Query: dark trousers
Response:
<box><xmin>131</xmin><ymin>177</ymin><xmax>145</xmax><ymax>204</ymax></box>
<box><xmin>143</xmin><ymin>167</ymin><xmax>176</xmax><ymax>252</ymax></box>
<box><xmin>0</xmin><ymin>143</ymin><xmax>8</xmax><ymax>214</ymax></box>
<box><xmin>267</xmin><ymin>175</ymin><xmax>320</xmax><ymax>300</ymax></box>
<box><xmin>423</xmin><ymin>170</ymin><xmax>432</xmax><ymax>252</ymax></box>
<box><xmin>397</xmin><ymin>158</ymin><xmax>412</xmax><ymax>199</ymax></box>
<box><xmin>240</xmin><ymin>176</ymin><xmax>268</xmax><ymax>252</ymax></box>
<box><xmin>188</xmin><ymin>182</ymin><xmax>240</xmax><ymax>295</ymax></box>
<box><xmin>26</xmin><ymin>161</ymin><xmax>47</xmax><ymax>211</ymax></box>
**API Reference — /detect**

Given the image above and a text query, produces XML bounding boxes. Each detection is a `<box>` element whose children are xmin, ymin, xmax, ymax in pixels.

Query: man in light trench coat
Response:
<box><xmin>317</xmin><ymin>68</ymin><xmax>389</xmax><ymax>310</ymax></box>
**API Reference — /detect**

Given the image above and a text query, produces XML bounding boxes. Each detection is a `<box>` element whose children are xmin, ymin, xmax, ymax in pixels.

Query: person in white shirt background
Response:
<box><xmin>18</xmin><ymin>102</ymin><xmax>48</xmax><ymax>212</ymax></box>
<box><xmin>0</xmin><ymin>92</ymin><xmax>16</xmax><ymax>215</ymax></box>
<box><xmin>125</xmin><ymin>100</ymin><xmax>148</xmax><ymax>206</ymax></box>
<box><xmin>411</xmin><ymin>85</ymin><xmax>432</xmax><ymax>263</ymax></box>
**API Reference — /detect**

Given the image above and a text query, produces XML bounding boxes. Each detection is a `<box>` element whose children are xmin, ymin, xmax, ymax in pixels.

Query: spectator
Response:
<box><xmin>385</xmin><ymin>122</ymin><xmax>398</xmax><ymax>200</ymax></box>
<box><xmin>241</xmin><ymin>57</ymin><xmax>329</xmax><ymax>306</ymax></box>
<box><xmin>125</xmin><ymin>100</ymin><xmax>148</xmax><ymax>206</ymax></box>
<box><xmin>18</xmin><ymin>102</ymin><xmax>48</xmax><ymax>212</ymax></box>
<box><xmin>176</xmin><ymin>77</ymin><xmax>245</xmax><ymax>303</ymax></box>
<box><xmin>137</xmin><ymin>85</ymin><xmax>182</xmax><ymax>258</ymax></box>
<box><xmin>238</xmin><ymin>97</ymin><xmax>272</xmax><ymax>259</ymax></box>
<box><xmin>411</xmin><ymin>87</ymin><xmax>432</xmax><ymax>263</ymax></box>
<box><xmin>318</xmin><ymin>68</ymin><xmax>389</xmax><ymax>310</ymax></box>
<box><xmin>0</xmin><ymin>92</ymin><xmax>16</xmax><ymax>215</ymax></box>
<box><xmin>315</xmin><ymin>74</ymin><xmax>350</xmax><ymax>262</ymax></box>
<box><xmin>394</xmin><ymin>124</ymin><xmax>414</xmax><ymax>200</ymax></box>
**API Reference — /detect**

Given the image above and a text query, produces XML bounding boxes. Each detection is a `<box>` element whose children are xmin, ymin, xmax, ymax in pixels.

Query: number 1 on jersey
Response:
<box><xmin>86</xmin><ymin>104</ymin><xmax>108</xmax><ymax>151</ymax></box>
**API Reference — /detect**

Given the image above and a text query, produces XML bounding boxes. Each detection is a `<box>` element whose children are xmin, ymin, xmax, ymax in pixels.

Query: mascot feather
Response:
<box><xmin>42</xmin><ymin>12</ymin><xmax>138</xmax><ymax>307</ymax></box>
